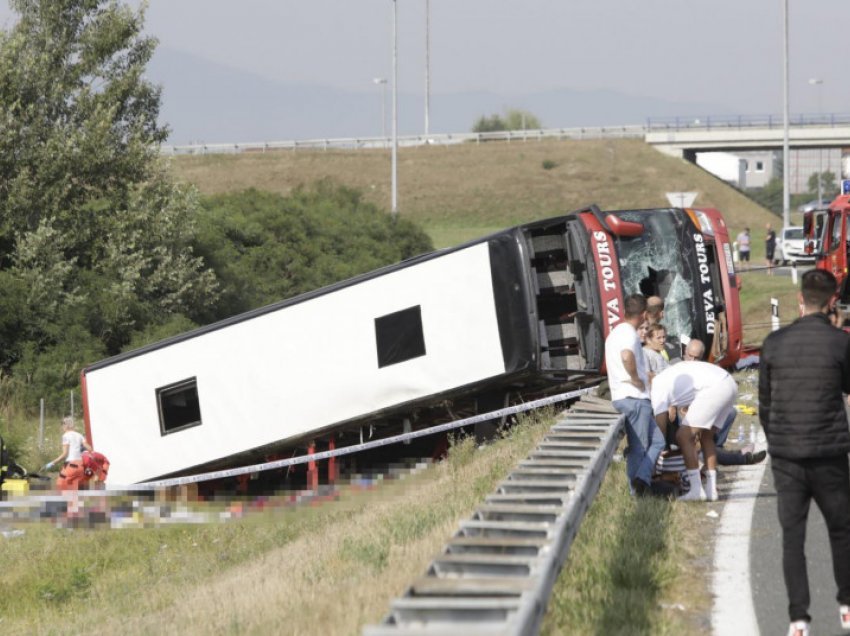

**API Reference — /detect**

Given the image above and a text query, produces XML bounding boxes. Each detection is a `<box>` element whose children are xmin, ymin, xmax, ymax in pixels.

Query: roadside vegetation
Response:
<box><xmin>170</xmin><ymin>138</ymin><xmax>777</xmax><ymax>250</ymax></box>
<box><xmin>1</xmin><ymin>408</ymin><xmax>727</xmax><ymax>635</ymax></box>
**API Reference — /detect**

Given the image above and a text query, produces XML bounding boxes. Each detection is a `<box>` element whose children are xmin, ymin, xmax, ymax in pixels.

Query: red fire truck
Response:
<box><xmin>803</xmin><ymin>187</ymin><xmax>850</xmax><ymax>306</ymax></box>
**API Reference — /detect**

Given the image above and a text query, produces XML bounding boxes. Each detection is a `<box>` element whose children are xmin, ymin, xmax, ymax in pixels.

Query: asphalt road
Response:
<box><xmin>751</xmin><ymin>461</ymin><xmax>846</xmax><ymax>635</ymax></box>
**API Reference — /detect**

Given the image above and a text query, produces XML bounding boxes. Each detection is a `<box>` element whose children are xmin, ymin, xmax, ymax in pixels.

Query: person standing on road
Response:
<box><xmin>760</xmin><ymin>269</ymin><xmax>850</xmax><ymax>636</ymax></box>
<box><xmin>766</xmin><ymin>223</ymin><xmax>777</xmax><ymax>275</ymax></box>
<box><xmin>737</xmin><ymin>227</ymin><xmax>751</xmax><ymax>270</ymax></box>
<box><xmin>605</xmin><ymin>294</ymin><xmax>665</xmax><ymax>496</ymax></box>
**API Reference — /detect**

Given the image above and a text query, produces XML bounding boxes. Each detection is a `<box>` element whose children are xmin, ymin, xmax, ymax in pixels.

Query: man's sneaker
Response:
<box><xmin>787</xmin><ymin>620</ymin><xmax>809</xmax><ymax>636</ymax></box>
<box><xmin>678</xmin><ymin>486</ymin><xmax>706</xmax><ymax>502</ymax></box>
<box><xmin>745</xmin><ymin>450</ymin><xmax>767</xmax><ymax>465</ymax></box>
<box><xmin>840</xmin><ymin>604</ymin><xmax>850</xmax><ymax>629</ymax></box>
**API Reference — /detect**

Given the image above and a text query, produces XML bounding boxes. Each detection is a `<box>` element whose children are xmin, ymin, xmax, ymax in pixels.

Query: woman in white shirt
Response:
<box><xmin>45</xmin><ymin>417</ymin><xmax>92</xmax><ymax>471</ymax></box>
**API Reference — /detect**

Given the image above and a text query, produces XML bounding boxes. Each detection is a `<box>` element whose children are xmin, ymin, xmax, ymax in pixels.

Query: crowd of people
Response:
<box><xmin>605</xmin><ymin>293</ymin><xmax>765</xmax><ymax>501</ymax></box>
<box><xmin>606</xmin><ymin>270</ymin><xmax>850</xmax><ymax>635</ymax></box>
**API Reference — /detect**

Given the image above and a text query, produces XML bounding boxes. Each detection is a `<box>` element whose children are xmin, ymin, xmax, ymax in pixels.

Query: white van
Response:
<box><xmin>776</xmin><ymin>226</ymin><xmax>815</xmax><ymax>265</ymax></box>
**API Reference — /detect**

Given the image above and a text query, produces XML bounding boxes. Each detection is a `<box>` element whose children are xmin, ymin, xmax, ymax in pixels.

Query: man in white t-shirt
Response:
<box><xmin>651</xmin><ymin>361</ymin><xmax>737</xmax><ymax>501</ymax></box>
<box><xmin>736</xmin><ymin>227</ymin><xmax>751</xmax><ymax>269</ymax></box>
<box><xmin>606</xmin><ymin>293</ymin><xmax>665</xmax><ymax>496</ymax></box>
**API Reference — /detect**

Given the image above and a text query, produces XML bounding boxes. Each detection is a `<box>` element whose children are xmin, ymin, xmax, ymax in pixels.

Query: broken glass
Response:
<box><xmin>610</xmin><ymin>209</ymin><xmax>699</xmax><ymax>352</ymax></box>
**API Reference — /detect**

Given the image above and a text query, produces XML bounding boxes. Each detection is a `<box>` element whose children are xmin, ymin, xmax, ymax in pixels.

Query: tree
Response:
<box><xmin>193</xmin><ymin>183</ymin><xmax>434</xmax><ymax>321</ymax></box>
<box><xmin>503</xmin><ymin>108</ymin><xmax>541</xmax><ymax>130</ymax></box>
<box><xmin>807</xmin><ymin>170</ymin><xmax>837</xmax><ymax>197</ymax></box>
<box><xmin>472</xmin><ymin>108</ymin><xmax>541</xmax><ymax>133</ymax></box>
<box><xmin>0</xmin><ymin>0</ymin><xmax>218</xmax><ymax>368</ymax></box>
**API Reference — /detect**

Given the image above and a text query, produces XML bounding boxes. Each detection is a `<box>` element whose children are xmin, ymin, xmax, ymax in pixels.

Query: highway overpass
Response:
<box><xmin>645</xmin><ymin>114</ymin><xmax>850</xmax><ymax>162</ymax></box>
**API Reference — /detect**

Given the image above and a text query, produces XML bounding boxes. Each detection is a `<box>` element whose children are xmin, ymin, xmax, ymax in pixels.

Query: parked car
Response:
<box><xmin>776</xmin><ymin>226</ymin><xmax>815</xmax><ymax>265</ymax></box>
<box><xmin>797</xmin><ymin>198</ymin><xmax>832</xmax><ymax>214</ymax></box>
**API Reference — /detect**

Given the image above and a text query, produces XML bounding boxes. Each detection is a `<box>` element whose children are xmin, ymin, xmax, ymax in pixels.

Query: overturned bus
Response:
<box><xmin>81</xmin><ymin>205</ymin><xmax>742</xmax><ymax>485</ymax></box>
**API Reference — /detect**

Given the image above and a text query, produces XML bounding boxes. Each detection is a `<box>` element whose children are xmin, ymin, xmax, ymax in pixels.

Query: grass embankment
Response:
<box><xmin>2</xmin><ymin>409</ymin><xmax>717</xmax><ymax>635</ymax></box>
<box><xmin>171</xmin><ymin>138</ymin><xmax>776</xmax><ymax>250</ymax></box>
<box><xmin>739</xmin><ymin>269</ymin><xmax>803</xmax><ymax>345</ymax></box>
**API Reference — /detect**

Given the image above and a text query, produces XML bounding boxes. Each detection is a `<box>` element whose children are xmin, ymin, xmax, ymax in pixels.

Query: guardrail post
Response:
<box><xmin>771</xmin><ymin>297</ymin><xmax>780</xmax><ymax>331</ymax></box>
<box><xmin>307</xmin><ymin>441</ymin><xmax>318</xmax><ymax>490</ymax></box>
<box><xmin>328</xmin><ymin>435</ymin><xmax>337</xmax><ymax>484</ymax></box>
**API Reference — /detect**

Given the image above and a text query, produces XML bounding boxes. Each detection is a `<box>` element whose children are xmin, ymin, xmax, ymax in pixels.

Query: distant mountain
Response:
<box><xmin>147</xmin><ymin>47</ymin><xmax>737</xmax><ymax>146</ymax></box>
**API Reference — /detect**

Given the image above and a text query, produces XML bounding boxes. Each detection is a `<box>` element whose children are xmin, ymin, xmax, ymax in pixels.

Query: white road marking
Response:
<box><xmin>712</xmin><ymin>454</ymin><xmax>769</xmax><ymax>636</ymax></box>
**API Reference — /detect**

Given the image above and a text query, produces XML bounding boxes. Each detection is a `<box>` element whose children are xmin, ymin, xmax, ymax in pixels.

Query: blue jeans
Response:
<box><xmin>714</xmin><ymin>410</ymin><xmax>737</xmax><ymax>447</ymax></box>
<box><xmin>613</xmin><ymin>397</ymin><xmax>665</xmax><ymax>486</ymax></box>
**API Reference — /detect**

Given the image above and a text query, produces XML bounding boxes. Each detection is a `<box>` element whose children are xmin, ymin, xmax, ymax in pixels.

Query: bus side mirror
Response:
<box><xmin>604</xmin><ymin>214</ymin><xmax>644</xmax><ymax>237</ymax></box>
<box><xmin>804</xmin><ymin>241</ymin><xmax>814</xmax><ymax>255</ymax></box>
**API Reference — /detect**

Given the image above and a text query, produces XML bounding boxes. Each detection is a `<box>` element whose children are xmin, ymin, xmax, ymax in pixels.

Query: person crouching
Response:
<box><xmin>57</xmin><ymin>450</ymin><xmax>110</xmax><ymax>491</ymax></box>
<box><xmin>650</xmin><ymin>360</ymin><xmax>738</xmax><ymax>501</ymax></box>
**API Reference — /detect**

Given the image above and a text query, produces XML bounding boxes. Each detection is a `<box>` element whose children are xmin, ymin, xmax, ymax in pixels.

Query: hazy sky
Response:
<box><xmin>144</xmin><ymin>1</ymin><xmax>843</xmax><ymax>111</ymax></box>
<box><xmin>0</xmin><ymin>1</ymin><xmax>846</xmax><ymax>137</ymax></box>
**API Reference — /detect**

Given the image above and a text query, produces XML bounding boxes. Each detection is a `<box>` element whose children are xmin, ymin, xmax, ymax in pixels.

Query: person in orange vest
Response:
<box><xmin>56</xmin><ymin>450</ymin><xmax>110</xmax><ymax>491</ymax></box>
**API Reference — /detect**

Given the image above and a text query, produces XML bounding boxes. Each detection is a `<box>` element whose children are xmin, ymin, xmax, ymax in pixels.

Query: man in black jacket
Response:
<box><xmin>760</xmin><ymin>269</ymin><xmax>850</xmax><ymax>636</ymax></box>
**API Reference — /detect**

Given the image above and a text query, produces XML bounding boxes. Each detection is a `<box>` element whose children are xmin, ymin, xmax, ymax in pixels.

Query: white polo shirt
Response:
<box><xmin>650</xmin><ymin>360</ymin><xmax>731</xmax><ymax>415</ymax></box>
<box><xmin>605</xmin><ymin>321</ymin><xmax>649</xmax><ymax>401</ymax></box>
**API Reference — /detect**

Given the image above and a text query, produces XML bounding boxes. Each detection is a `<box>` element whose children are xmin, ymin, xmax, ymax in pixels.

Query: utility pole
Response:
<box><xmin>424</xmin><ymin>0</ymin><xmax>431</xmax><ymax>138</ymax></box>
<box><xmin>781</xmin><ymin>0</ymin><xmax>790</xmax><ymax>230</ymax></box>
<box><xmin>391</xmin><ymin>0</ymin><xmax>398</xmax><ymax>217</ymax></box>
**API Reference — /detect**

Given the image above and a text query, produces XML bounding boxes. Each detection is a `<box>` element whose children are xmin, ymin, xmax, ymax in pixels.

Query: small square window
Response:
<box><xmin>755</xmin><ymin>161</ymin><xmax>764</xmax><ymax>172</ymax></box>
<box><xmin>375</xmin><ymin>305</ymin><xmax>426</xmax><ymax>368</ymax></box>
<box><xmin>157</xmin><ymin>378</ymin><xmax>202</xmax><ymax>435</ymax></box>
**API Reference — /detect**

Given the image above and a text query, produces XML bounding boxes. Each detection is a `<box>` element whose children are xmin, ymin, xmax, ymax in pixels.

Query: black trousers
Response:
<box><xmin>772</xmin><ymin>454</ymin><xmax>850</xmax><ymax>622</ymax></box>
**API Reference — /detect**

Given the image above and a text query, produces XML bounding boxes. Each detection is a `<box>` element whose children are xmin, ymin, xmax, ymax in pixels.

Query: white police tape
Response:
<box><xmin>127</xmin><ymin>386</ymin><xmax>599</xmax><ymax>491</ymax></box>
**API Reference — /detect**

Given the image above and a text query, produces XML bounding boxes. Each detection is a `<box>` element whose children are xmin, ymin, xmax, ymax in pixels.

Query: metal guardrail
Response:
<box><xmin>363</xmin><ymin>396</ymin><xmax>623</xmax><ymax>636</ymax></box>
<box><xmin>646</xmin><ymin>113</ymin><xmax>850</xmax><ymax>131</ymax></box>
<box><xmin>160</xmin><ymin>126</ymin><xmax>646</xmax><ymax>156</ymax></box>
<box><xmin>160</xmin><ymin>113</ymin><xmax>850</xmax><ymax>156</ymax></box>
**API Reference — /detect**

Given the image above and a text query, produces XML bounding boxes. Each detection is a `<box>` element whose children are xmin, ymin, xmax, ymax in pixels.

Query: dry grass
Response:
<box><xmin>0</xmin><ymin>413</ymin><xmax>554</xmax><ymax>634</ymax></box>
<box><xmin>542</xmin><ymin>454</ymin><xmax>715</xmax><ymax>636</ymax></box>
<box><xmin>170</xmin><ymin>139</ymin><xmax>776</xmax><ymax>248</ymax></box>
<box><xmin>1</xmin><ymin>406</ymin><xmax>734</xmax><ymax>636</ymax></box>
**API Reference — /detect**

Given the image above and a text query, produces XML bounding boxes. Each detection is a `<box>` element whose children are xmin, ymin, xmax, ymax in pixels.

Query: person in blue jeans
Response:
<box><xmin>605</xmin><ymin>294</ymin><xmax>666</xmax><ymax>496</ymax></box>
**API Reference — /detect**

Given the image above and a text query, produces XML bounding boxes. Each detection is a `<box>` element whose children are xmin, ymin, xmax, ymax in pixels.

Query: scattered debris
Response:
<box><xmin>660</xmin><ymin>602</ymin><xmax>687</xmax><ymax>611</ymax></box>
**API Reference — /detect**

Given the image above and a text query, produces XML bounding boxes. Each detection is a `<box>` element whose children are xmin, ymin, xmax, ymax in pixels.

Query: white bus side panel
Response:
<box><xmin>86</xmin><ymin>244</ymin><xmax>508</xmax><ymax>484</ymax></box>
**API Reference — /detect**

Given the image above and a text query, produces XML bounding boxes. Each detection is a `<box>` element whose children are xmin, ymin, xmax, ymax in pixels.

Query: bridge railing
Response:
<box><xmin>646</xmin><ymin>113</ymin><xmax>850</xmax><ymax>131</ymax></box>
<box><xmin>161</xmin><ymin>114</ymin><xmax>850</xmax><ymax>156</ymax></box>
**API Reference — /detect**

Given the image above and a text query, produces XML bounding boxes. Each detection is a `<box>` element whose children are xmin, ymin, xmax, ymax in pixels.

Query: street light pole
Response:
<box><xmin>424</xmin><ymin>0</ymin><xmax>431</xmax><ymax>138</ymax></box>
<box><xmin>373</xmin><ymin>77</ymin><xmax>387</xmax><ymax>145</ymax></box>
<box><xmin>809</xmin><ymin>77</ymin><xmax>824</xmax><ymax>203</ymax></box>
<box><xmin>391</xmin><ymin>0</ymin><xmax>398</xmax><ymax>217</ymax></box>
<box><xmin>782</xmin><ymin>0</ymin><xmax>790</xmax><ymax>230</ymax></box>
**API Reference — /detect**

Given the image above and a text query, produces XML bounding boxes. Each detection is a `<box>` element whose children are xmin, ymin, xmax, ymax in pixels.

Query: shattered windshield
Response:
<box><xmin>610</xmin><ymin>209</ymin><xmax>698</xmax><ymax>345</ymax></box>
